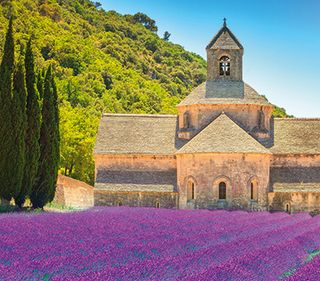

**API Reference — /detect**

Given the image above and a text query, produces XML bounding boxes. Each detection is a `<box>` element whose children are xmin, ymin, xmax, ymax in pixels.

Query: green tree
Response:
<box><xmin>163</xmin><ymin>31</ymin><xmax>171</xmax><ymax>42</ymax></box>
<box><xmin>20</xmin><ymin>38</ymin><xmax>41</xmax><ymax>207</ymax></box>
<box><xmin>0</xmin><ymin>18</ymin><xmax>15</xmax><ymax>201</ymax></box>
<box><xmin>132</xmin><ymin>12</ymin><xmax>158</xmax><ymax>33</ymax></box>
<box><xmin>12</xmin><ymin>58</ymin><xmax>27</xmax><ymax>208</ymax></box>
<box><xmin>31</xmin><ymin>66</ymin><xmax>60</xmax><ymax>209</ymax></box>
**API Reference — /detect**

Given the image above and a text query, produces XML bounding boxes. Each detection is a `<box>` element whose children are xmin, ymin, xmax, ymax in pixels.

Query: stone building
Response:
<box><xmin>94</xmin><ymin>21</ymin><xmax>320</xmax><ymax>213</ymax></box>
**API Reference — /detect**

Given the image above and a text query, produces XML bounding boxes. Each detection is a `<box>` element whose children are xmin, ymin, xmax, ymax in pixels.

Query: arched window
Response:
<box><xmin>118</xmin><ymin>201</ymin><xmax>123</xmax><ymax>207</ymax></box>
<box><xmin>250</xmin><ymin>180</ymin><xmax>258</xmax><ymax>201</ymax></box>
<box><xmin>156</xmin><ymin>202</ymin><xmax>160</xmax><ymax>208</ymax></box>
<box><xmin>219</xmin><ymin>56</ymin><xmax>230</xmax><ymax>76</ymax></box>
<box><xmin>219</xmin><ymin>182</ymin><xmax>226</xmax><ymax>200</ymax></box>
<box><xmin>285</xmin><ymin>203</ymin><xmax>291</xmax><ymax>213</ymax></box>
<box><xmin>250</xmin><ymin>182</ymin><xmax>254</xmax><ymax>200</ymax></box>
<box><xmin>187</xmin><ymin>180</ymin><xmax>195</xmax><ymax>201</ymax></box>
<box><xmin>183</xmin><ymin>112</ymin><xmax>190</xmax><ymax>129</ymax></box>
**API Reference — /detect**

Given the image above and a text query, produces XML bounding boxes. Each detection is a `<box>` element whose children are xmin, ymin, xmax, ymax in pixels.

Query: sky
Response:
<box><xmin>100</xmin><ymin>0</ymin><xmax>320</xmax><ymax>117</ymax></box>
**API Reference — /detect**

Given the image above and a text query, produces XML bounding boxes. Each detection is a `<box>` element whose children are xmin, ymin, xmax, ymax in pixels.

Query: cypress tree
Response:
<box><xmin>19</xmin><ymin>38</ymin><xmax>41</xmax><ymax>207</ymax></box>
<box><xmin>31</xmin><ymin>66</ymin><xmax>60</xmax><ymax>209</ymax></box>
<box><xmin>48</xmin><ymin>71</ymin><xmax>60</xmax><ymax>202</ymax></box>
<box><xmin>0</xmin><ymin>18</ymin><xmax>16</xmax><ymax>201</ymax></box>
<box><xmin>37</xmin><ymin>70</ymin><xmax>45</xmax><ymax>100</ymax></box>
<box><xmin>12</xmin><ymin>58</ymin><xmax>27</xmax><ymax>206</ymax></box>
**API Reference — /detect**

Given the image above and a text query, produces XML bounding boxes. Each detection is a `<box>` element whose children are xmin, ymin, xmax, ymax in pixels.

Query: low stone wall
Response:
<box><xmin>54</xmin><ymin>175</ymin><xmax>94</xmax><ymax>208</ymax></box>
<box><xmin>94</xmin><ymin>190</ymin><xmax>178</xmax><ymax>209</ymax></box>
<box><xmin>268</xmin><ymin>192</ymin><xmax>320</xmax><ymax>213</ymax></box>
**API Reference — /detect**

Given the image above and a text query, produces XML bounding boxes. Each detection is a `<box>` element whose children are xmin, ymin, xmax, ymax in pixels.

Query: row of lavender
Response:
<box><xmin>0</xmin><ymin>207</ymin><xmax>319</xmax><ymax>280</ymax></box>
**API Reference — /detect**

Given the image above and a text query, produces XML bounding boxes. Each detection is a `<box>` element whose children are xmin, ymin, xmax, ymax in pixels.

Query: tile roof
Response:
<box><xmin>176</xmin><ymin>113</ymin><xmax>271</xmax><ymax>154</ymax></box>
<box><xmin>271</xmin><ymin>166</ymin><xmax>320</xmax><ymax>192</ymax></box>
<box><xmin>206</xmin><ymin>25</ymin><xmax>243</xmax><ymax>50</ymax></box>
<box><xmin>178</xmin><ymin>82</ymin><xmax>271</xmax><ymax>106</ymax></box>
<box><xmin>94</xmin><ymin>114</ymin><xmax>186</xmax><ymax>155</ymax></box>
<box><xmin>95</xmin><ymin>170</ymin><xmax>177</xmax><ymax>192</ymax></box>
<box><xmin>273</xmin><ymin>183</ymin><xmax>320</xmax><ymax>193</ymax></box>
<box><xmin>271</xmin><ymin>118</ymin><xmax>320</xmax><ymax>154</ymax></box>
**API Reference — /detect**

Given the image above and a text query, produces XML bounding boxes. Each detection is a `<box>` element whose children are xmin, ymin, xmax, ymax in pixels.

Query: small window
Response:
<box><xmin>183</xmin><ymin>112</ymin><xmax>190</xmax><ymax>129</ymax></box>
<box><xmin>187</xmin><ymin>180</ymin><xmax>195</xmax><ymax>201</ymax></box>
<box><xmin>285</xmin><ymin>203</ymin><xmax>291</xmax><ymax>213</ymax></box>
<box><xmin>250</xmin><ymin>181</ymin><xmax>258</xmax><ymax>201</ymax></box>
<box><xmin>118</xmin><ymin>201</ymin><xmax>123</xmax><ymax>207</ymax></box>
<box><xmin>219</xmin><ymin>56</ymin><xmax>230</xmax><ymax>76</ymax></box>
<box><xmin>156</xmin><ymin>202</ymin><xmax>160</xmax><ymax>208</ymax></box>
<box><xmin>250</xmin><ymin>183</ymin><xmax>254</xmax><ymax>200</ymax></box>
<box><xmin>219</xmin><ymin>182</ymin><xmax>226</xmax><ymax>200</ymax></box>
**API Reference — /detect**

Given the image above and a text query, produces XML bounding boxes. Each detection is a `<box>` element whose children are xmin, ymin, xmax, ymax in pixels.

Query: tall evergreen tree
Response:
<box><xmin>0</xmin><ymin>18</ymin><xmax>16</xmax><ymax>201</ymax></box>
<box><xmin>12</xmin><ymin>58</ymin><xmax>27</xmax><ymax>206</ymax></box>
<box><xmin>37</xmin><ymin>70</ymin><xmax>44</xmax><ymax>100</ymax></box>
<box><xmin>31</xmin><ymin>66</ymin><xmax>60</xmax><ymax>209</ymax></box>
<box><xmin>19</xmin><ymin>38</ymin><xmax>41</xmax><ymax>207</ymax></box>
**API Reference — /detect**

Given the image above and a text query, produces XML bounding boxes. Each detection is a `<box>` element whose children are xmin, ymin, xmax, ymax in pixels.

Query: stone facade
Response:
<box><xmin>177</xmin><ymin>153</ymin><xmax>270</xmax><ymax>210</ymax></box>
<box><xmin>93</xmin><ymin>21</ymin><xmax>320</xmax><ymax>213</ymax></box>
<box><xmin>94</xmin><ymin>190</ymin><xmax>178</xmax><ymax>208</ymax></box>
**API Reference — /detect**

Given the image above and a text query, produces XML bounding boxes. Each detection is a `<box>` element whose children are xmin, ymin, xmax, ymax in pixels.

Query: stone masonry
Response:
<box><xmin>93</xmin><ymin>21</ymin><xmax>320</xmax><ymax>213</ymax></box>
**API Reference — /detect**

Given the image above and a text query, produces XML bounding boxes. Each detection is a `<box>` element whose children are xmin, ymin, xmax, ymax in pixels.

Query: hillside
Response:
<box><xmin>0</xmin><ymin>0</ymin><xmax>290</xmax><ymax>184</ymax></box>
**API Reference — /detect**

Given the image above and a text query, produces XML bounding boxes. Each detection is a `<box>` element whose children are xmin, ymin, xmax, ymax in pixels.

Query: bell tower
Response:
<box><xmin>206</xmin><ymin>19</ymin><xmax>243</xmax><ymax>81</ymax></box>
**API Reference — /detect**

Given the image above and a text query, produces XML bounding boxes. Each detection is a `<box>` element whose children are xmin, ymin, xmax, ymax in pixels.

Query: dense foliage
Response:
<box><xmin>12</xmin><ymin>57</ymin><xmax>27</xmax><ymax>206</ymax></box>
<box><xmin>0</xmin><ymin>207</ymin><xmax>319</xmax><ymax>279</ymax></box>
<box><xmin>18</xmin><ymin>39</ymin><xmax>41</xmax><ymax>208</ymax></box>
<box><xmin>0</xmin><ymin>0</ymin><xmax>290</xmax><ymax>184</ymax></box>
<box><xmin>31</xmin><ymin>66</ymin><xmax>60</xmax><ymax>209</ymax></box>
<box><xmin>0</xmin><ymin>19</ymin><xmax>60</xmax><ymax>208</ymax></box>
<box><xmin>0</xmin><ymin>18</ymin><xmax>20</xmax><ymax>201</ymax></box>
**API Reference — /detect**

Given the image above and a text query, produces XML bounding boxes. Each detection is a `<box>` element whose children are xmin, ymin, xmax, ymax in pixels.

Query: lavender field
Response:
<box><xmin>0</xmin><ymin>207</ymin><xmax>319</xmax><ymax>280</ymax></box>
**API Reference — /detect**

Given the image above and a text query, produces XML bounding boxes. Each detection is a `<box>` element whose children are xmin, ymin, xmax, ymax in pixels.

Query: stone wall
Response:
<box><xmin>54</xmin><ymin>175</ymin><xmax>94</xmax><ymax>208</ymax></box>
<box><xmin>94</xmin><ymin>154</ymin><xmax>177</xmax><ymax>208</ymax></box>
<box><xmin>207</xmin><ymin>48</ymin><xmax>243</xmax><ymax>81</ymax></box>
<box><xmin>95</xmin><ymin>154</ymin><xmax>176</xmax><ymax>175</ymax></box>
<box><xmin>94</xmin><ymin>190</ymin><xmax>178</xmax><ymax>208</ymax></box>
<box><xmin>268</xmin><ymin>192</ymin><xmax>320</xmax><ymax>213</ymax></box>
<box><xmin>177</xmin><ymin>153</ymin><xmax>270</xmax><ymax>210</ymax></box>
<box><xmin>178</xmin><ymin>104</ymin><xmax>273</xmax><ymax>139</ymax></box>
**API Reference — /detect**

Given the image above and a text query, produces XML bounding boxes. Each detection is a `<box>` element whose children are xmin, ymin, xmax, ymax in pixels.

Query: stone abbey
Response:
<box><xmin>93</xmin><ymin>22</ymin><xmax>320</xmax><ymax>213</ymax></box>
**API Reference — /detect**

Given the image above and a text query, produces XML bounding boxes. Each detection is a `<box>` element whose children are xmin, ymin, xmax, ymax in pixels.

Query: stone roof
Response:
<box><xmin>271</xmin><ymin>166</ymin><xmax>320</xmax><ymax>192</ymax></box>
<box><xmin>271</xmin><ymin>118</ymin><xmax>320</xmax><ymax>154</ymax></box>
<box><xmin>206</xmin><ymin>24</ymin><xmax>243</xmax><ymax>50</ymax></box>
<box><xmin>273</xmin><ymin>183</ymin><xmax>320</xmax><ymax>193</ymax></box>
<box><xmin>177</xmin><ymin>113</ymin><xmax>271</xmax><ymax>155</ymax></box>
<box><xmin>94</xmin><ymin>114</ymin><xmax>186</xmax><ymax>155</ymax></box>
<box><xmin>178</xmin><ymin>82</ymin><xmax>271</xmax><ymax>107</ymax></box>
<box><xmin>95</xmin><ymin>170</ymin><xmax>177</xmax><ymax>192</ymax></box>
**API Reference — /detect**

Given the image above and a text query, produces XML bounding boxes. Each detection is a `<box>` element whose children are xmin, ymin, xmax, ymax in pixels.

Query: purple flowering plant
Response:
<box><xmin>0</xmin><ymin>207</ymin><xmax>319</xmax><ymax>280</ymax></box>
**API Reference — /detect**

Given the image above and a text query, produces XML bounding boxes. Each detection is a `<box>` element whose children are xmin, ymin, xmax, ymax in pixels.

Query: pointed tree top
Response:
<box><xmin>223</xmin><ymin>18</ymin><xmax>227</xmax><ymax>27</ymax></box>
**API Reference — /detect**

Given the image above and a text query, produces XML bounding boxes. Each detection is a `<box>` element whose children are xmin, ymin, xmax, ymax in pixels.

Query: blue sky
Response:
<box><xmin>100</xmin><ymin>0</ymin><xmax>320</xmax><ymax>117</ymax></box>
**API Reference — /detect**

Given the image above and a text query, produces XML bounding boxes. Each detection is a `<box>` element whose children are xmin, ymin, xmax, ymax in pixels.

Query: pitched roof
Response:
<box><xmin>95</xmin><ymin>170</ymin><xmax>177</xmax><ymax>193</ymax></box>
<box><xmin>271</xmin><ymin>118</ymin><xmax>320</xmax><ymax>154</ymax></box>
<box><xmin>273</xmin><ymin>183</ymin><xmax>320</xmax><ymax>193</ymax></box>
<box><xmin>206</xmin><ymin>24</ymin><xmax>243</xmax><ymax>50</ymax></box>
<box><xmin>178</xmin><ymin>82</ymin><xmax>271</xmax><ymax>107</ymax></box>
<box><xmin>271</xmin><ymin>166</ymin><xmax>320</xmax><ymax>192</ymax></box>
<box><xmin>177</xmin><ymin>113</ymin><xmax>271</xmax><ymax>154</ymax></box>
<box><xmin>94</xmin><ymin>114</ymin><xmax>185</xmax><ymax>155</ymax></box>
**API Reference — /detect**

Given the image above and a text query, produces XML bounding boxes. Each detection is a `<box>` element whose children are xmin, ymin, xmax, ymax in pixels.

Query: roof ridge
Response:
<box><xmin>102</xmin><ymin>113</ymin><xmax>177</xmax><ymax>118</ymax></box>
<box><xmin>275</xmin><ymin>118</ymin><xmax>320</xmax><ymax>121</ymax></box>
<box><xmin>206</xmin><ymin>25</ymin><xmax>243</xmax><ymax>50</ymax></box>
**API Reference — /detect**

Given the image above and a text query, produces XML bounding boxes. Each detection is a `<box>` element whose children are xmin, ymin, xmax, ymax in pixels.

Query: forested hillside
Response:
<box><xmin>0</xmin><ymin>0</ymin><xmax>290</xmax><ymax>184</ymax></box>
